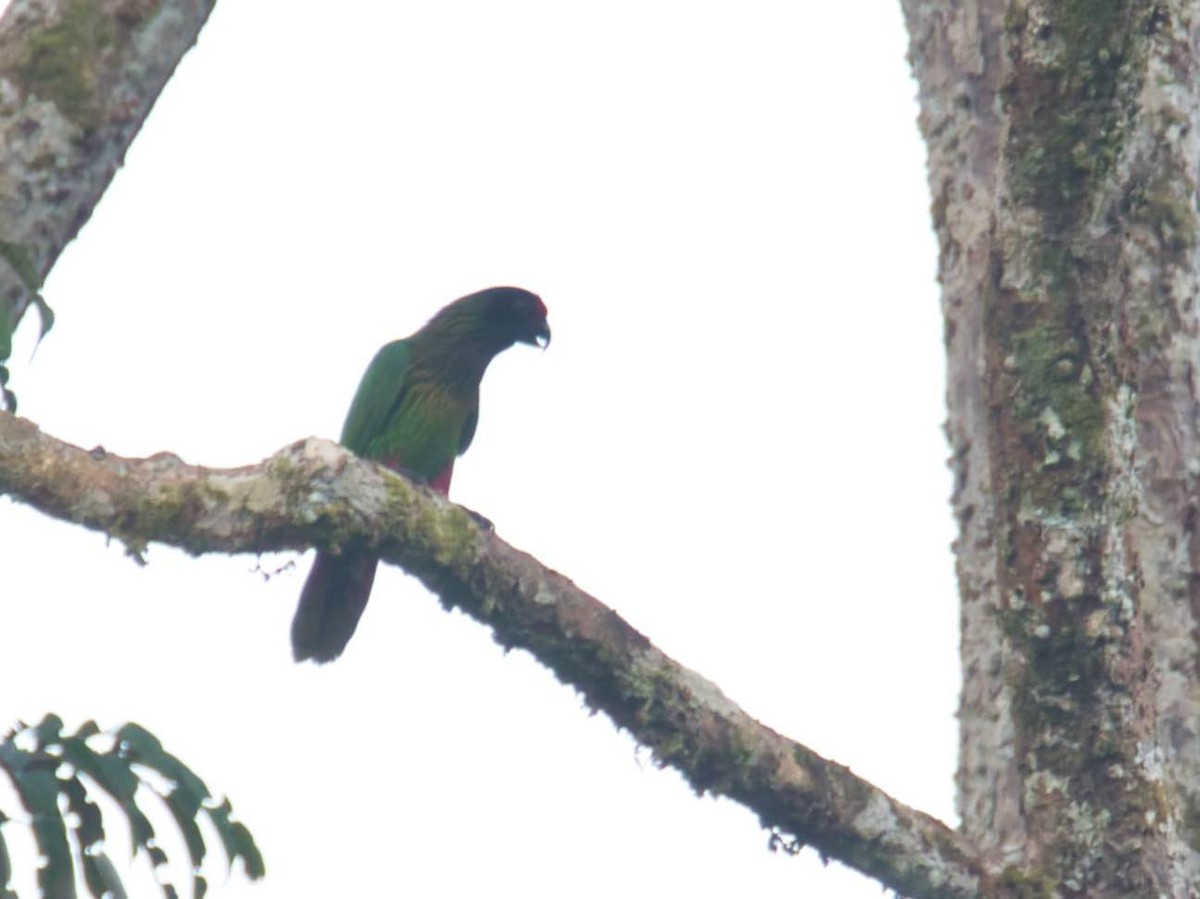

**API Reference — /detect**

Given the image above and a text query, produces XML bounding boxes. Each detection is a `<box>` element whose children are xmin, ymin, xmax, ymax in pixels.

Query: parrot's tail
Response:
<box><xmin>291</xmin><ymin>550</ymin><xmax>379</xmax><ymax>663</ymax></box>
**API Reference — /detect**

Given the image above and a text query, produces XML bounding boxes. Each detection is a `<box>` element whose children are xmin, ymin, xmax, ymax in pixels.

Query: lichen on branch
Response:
<box><xmin>0</xmin><ymin>411</ymin><xmax>1000</xmax><ymax>899</ymax></box>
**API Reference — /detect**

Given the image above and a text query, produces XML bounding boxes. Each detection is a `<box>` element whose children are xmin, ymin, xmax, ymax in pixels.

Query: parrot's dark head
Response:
<box><xmin>466</xmin><ymin>286</ymin><xmax>551</xmax><ymax>350</ymax></box>
<box><xmin>418</xmin><ymin>287</ymin><xmax>550</xmax><ymax>376</ymax></box>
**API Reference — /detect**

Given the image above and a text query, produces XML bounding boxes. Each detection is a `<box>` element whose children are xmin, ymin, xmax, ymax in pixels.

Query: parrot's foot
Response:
<box><xmin>461</xmin><ymin>506</ymin><xmax>495</xmax><ymax>531</ymax></box>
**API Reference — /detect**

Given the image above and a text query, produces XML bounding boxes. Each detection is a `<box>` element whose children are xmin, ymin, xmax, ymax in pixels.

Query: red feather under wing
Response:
<box><xmin>382</xmin><ymin>456</ymin><xmax>454</xmax><ymax>496</ymax></box>
<box><xmin>429</xmin><ymin>461</ymin><xmax>454</xmax><ymax>495</ymax></box>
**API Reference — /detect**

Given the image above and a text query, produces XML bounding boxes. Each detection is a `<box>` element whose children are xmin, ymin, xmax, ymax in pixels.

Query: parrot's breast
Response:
<box><xmin>364</xmin><ymin>380</ymin><xmax>475</xmax><ymax>484</ymax></box>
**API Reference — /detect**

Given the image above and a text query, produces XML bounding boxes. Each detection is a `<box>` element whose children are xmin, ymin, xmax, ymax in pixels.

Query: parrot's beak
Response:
<box><xmin>534</xmin><ymin>321</ymin><xmax>551</xmax><ymax>349</ymax></box>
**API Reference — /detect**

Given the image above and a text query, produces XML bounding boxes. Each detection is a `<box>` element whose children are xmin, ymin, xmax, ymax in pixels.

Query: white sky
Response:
<box><xmin>0</xmin><ymin>2</ymin><xmax>957</xmax><ymax>897</ymax></box>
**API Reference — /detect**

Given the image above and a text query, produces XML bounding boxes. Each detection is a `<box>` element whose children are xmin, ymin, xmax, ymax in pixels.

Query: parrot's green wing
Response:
<box><xmin>458</xmin><ymin>409</ymin><xmax>479</xmax><ymax>455</ymax></box>
<box><xmin>339</xmin><ymin>339</ymin><xmax>411</xmax><ymax>455</ymax></box>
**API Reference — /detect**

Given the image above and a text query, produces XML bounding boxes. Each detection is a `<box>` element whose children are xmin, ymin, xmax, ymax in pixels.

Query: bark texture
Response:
<box><xmin>904</xmin><ymin>1</ymin><xmax>1200</xmax><ymax>894</ymax></box>
<box><xmin>0</xmin><ymin>412</ymin><xmax>992</xmax><ymax>899</ymax></box>
<box><xmin>0</xmin><ymin>0</ymin><xmax>215</xmax><ymax>343</ymax></box>
<box><xmin>3</xmin><ymin>0</ymin><xmax>1197</xmax><ymax>894</ymax></box>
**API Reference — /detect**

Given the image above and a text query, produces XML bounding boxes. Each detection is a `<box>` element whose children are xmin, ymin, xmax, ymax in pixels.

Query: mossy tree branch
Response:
<box><xmin>0</xmin><ymin>0</ymin><xmax>215</xmax><ymax>351</ymax></box>
<box><xmin>0</xmin><ymin>411</ymin><xmax>1010</xmax><ymax>899</ymax></box>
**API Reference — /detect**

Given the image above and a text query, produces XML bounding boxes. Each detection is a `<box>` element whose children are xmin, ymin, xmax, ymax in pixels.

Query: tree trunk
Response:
<box><xmin>8</xmin><ymin>0</ymin><xmax>1200</xmax><ymax>894</ymax></box>
<box><xmin>0</xmin><ymin>0</ymin><xmax>214</xmax><ymax>370</ymax></box>
<box><xmin>904</xmin><ymin>1</ymin><xmax>1200</xmax><ymax>893</ymax></box>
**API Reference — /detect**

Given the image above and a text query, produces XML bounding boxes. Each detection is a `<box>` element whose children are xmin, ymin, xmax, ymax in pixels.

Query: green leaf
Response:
<box><xmin>35</xmin><ymin>713</ymin><xmax>64</xmax><ymax>745</ymax></box>
<box><xmin>0</xmin><ymin>239</ymin><xmax>52</xmax><ymax>372</ymax></box>
<box><xmin>165</xmin><ymin>789</ymin><xmax>206</xmax><ymax>871</ymax></box>
<box><xmin>12</xmin><ymin>760</ymin><xmax>74</xmax><ymax>899</ymax></box>
<box><xmin>31</xmin><ymin>293</ymin><xmax>55</xmax><ymax>346</ymax></box>
<box><xmin>0</xmin><ymin>739</ymin><xmax>70</xmax><ymax>896</ymax></box>
<box><xmin>0</xmin><ymin>242</ymin><xmax>43</xmax><ymax>294</ymax></box>
<box><xmin>0</xmin><ymin>300</ymin><xmax>11</xmax><ymax>410</ymax></box>
<box><xmin>0</xmin><ymin>826</ymin><xmax>14</xmax><ymax>899</ymax></box>
<box><xmin>0</xmin><ymin>302</ymin><xmax>11</xmax><ymax>363</ymax></box>
<box><xmin>0</xmin><ymin>299</ymin><xmax>13</xmax><ymax>411</ymax></box>
<box><xmin>228</xmin><ymin>821</ymin><xmax>265</xmax><ymax>880</ymax></box>
<box><xmin>60</xmin><ymin>776</ymin><xmax>124</xmax><ymax>899</ymax></box>
<box><xmin>206</xmin><ymin>799</ymin><xmax>265</xmax><ymax>880</ymax></box>
<box><xmin>0</xmin><ymin>717</ymin><xmax>263</xmax><ymax>896</ymax></box>
<box><xmin>0</xmin><ymin>241</ymin><xmax>54</xmax><ymax>404</ymax></box>
<box><xmin>115</xmin><ymin>721</ymin><xmax>212</xmax><ymax>874</ymax></box>
<box><xmin>70</xmin><ymin>721</ymin><xmax>101</xmax><ymax>741</ymax></box>
<box><xmin>81</xmin><ymin>851</ymin><xmax>126</xmax><ymax>899</ymax></box>
<box><xmin>114</xmin><ymin>723</ymin><xmax>166</xmax><ymax>765</ymax></box>
<box><xmin>0</xmin><ymin>364</ymin><xmax>13</xmax><ymax>414</ymax></box>
<box><xmin>60</xmin><ymin>774</ymin><xmax>103</xmax><ymax>849</ymax></box>
<box><xmin>60</xmin><ymin>739</ymin><xmax>138</xmax><ymax>807</ymax></box>
<box><xmin>59</xmin><ymin>736</ymin><xmax>155</xmax><ymax>851</ymax></box>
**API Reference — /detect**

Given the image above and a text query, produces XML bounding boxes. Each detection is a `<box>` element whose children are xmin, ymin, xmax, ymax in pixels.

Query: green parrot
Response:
<box><xmin>291</xmin><ymin>286</ymin><xmax>550</xmax><ymax>663</ymax></box>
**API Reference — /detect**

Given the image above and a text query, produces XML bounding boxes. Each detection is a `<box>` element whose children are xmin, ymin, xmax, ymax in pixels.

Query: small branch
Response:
<box><xmin>0</xmin><ymin>0</ymin><xmax>215</xmax><ymax>335</ymax></box>
<box><xmin>0</xmin><ymin>413</ymin><xmax>997</xmax><ymax>898</ymax></box>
